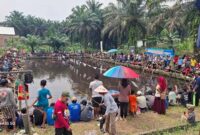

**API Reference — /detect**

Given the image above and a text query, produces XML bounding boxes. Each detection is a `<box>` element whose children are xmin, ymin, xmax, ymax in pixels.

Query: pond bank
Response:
<box><xmin>27</xmin><ymin>55</ymin><xmax>193</xmax><ymax>82</ymax></box>
<box><xmin>29</xmin><ymin>107</ymin><xmax>200</xmax><ymax>135</ymax></box>
<box><xmin>89</xmin><ymin>57</ymin><xmax>193</xmax><ymax>82</ymax></box>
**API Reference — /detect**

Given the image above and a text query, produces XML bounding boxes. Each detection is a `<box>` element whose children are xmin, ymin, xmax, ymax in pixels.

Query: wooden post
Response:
<box><xmin>19</xmin><ymin>101</ymin><xmax>22</xmax><ymax>110</ymax></box>
<box><xmin>22</xmin><ymin>113</ymin><xmax>31</xmax><ymax>134</ymax></box>
<box><xmin>22</xmin><ymin>74</ymin><xmax>31</xmax><ymax>135</ymax></box>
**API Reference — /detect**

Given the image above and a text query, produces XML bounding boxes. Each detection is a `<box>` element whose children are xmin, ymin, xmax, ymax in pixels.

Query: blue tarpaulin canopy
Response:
<box><xmin>197</xmin><ymin>25</ymin><xmax>200</xmax><ymax>48</ymax></box>
<box><xmin>107</xmin><ymin>49</ymin><xmax>118</xmax><ymax>53</ymax></box>
<box><xmin>145</xmin><ymin>48</ymin><xmax>174</xmax><ymax>57</ymax></box>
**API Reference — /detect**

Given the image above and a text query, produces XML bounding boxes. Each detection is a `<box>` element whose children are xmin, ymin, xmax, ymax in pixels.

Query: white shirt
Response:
<box><xmin>155</xmin><ymin>85</ymin><xmax>160</xmax><ymax>97</ymax></box>
<box><xmin>168</xmin><ymin>91</ymin><xmax>176</xmax><ymax>104</ymax></box>
<box><xmin>89</xmin><ymin>80</ymin><xmax>103</xmax><ymax>97</ymax></box>
<box><xmin>137</xmin><ymin>96</ymin><xmax>147</xmax><ymax>109</ymax></box>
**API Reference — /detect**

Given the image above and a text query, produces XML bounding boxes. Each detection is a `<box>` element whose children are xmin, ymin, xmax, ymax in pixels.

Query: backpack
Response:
<box><xmin>24</xmin><ymin>73</ymin><xmax>33</xmax><ymax>83</ymax></box>
<box><xmin>87</xmin><ymin>106</ymin><xmax>93</xmax><ymax>120</ymax></box>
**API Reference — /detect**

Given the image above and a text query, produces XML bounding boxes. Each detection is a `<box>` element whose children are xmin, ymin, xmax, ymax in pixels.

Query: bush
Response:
<box><xmin>174</xmin><ymin>38</ymin><xmax>194</xmax><ymax>55</ymax></box>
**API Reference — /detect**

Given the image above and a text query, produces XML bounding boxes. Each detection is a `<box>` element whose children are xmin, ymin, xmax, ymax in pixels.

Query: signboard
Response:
<box><xmin>145</xmin><ymin>48</ymin><xmax>174</xmax><ymax>57</ymax></box>
<box><xmin>100</xmin><ymin>41</ymin><xmax>103</xmax><ymax>52</ymax></box>
<box><xmin>137</xmin><ymin>41</ymin><xmax>143</xmax><ymax>48</ymax></box>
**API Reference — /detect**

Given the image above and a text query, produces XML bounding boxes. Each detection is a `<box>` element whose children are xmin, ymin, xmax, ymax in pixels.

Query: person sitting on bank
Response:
<box><xmin>145</xmin><ymin>91</ymin><xmax>155</xmax><ymax>110</ymax></box>
<box><xmin>68</xmin><ymin>97</ymin><xmax>81</xmax><ymax>122</ymax></box>
<box><xmin>47</xmin><ymin>103</ymin><xmax>55</xmax><ymax>126</ymax></box>
<box><xmin>136</xmin><ymin>91</ymin><xmax>147</xmax><ymax>113</ymax></box>
<box><xmin>182</xmin><ymin>104</ymin><xmax>195</xmax><ymax>124</ymax></box>
<box><xmin>31</xmin><ymin>80</ymin><xmax>52</xmax><ymax>128</ymax></box>
<box><xmin>32</xmin><ymin>103</ymin><xmax>45</xmax><ymax>126</ymax></box>
<box><xmin>168</xmin><ymin>87</ymin><xmax>177</xmax><ymax>106</ymax></box>
<box><xmin>181</xmin><ymin>88</ymin><xmax>189</xmax><ymax>107</ymax></box>
<box><xmin>80</xmin><ymin>100</ymin><xmax>93</xmax><ymax>122</ymax></box>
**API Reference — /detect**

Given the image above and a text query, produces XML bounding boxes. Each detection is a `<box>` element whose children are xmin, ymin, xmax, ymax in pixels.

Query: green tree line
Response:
<box><xmin>1</xmin><ymin>0</ymin><xmax>200</xmax><ymax>54</ymax></box>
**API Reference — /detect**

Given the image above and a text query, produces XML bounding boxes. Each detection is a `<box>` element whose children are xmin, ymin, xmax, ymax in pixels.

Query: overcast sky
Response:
<box><xmin>0</xmin><ymin>0</ymin><xmax>176</xmax><ymax>22</ymax></box>
<box><xmin>0</xmin><ymin>0</ymin><xmax>116</xmax><ymax>21</ymax></box>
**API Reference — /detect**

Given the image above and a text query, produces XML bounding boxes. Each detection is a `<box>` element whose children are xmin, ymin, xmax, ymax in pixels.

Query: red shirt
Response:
<box><xmin>54</xmin><ymin>99</ymin><xmax>70</xmax><ymax>129</ymax></box>
<box><xmin>173</xmin><ymin>56</ymin><xmax>179</xmax><ymax>64</ymax></box>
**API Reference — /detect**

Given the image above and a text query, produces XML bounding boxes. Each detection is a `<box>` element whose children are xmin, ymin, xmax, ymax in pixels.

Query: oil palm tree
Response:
<box><xmin>102</xmin><ymin>0</ymin><xmax>146</xmax><ymax>50</ymax></box>
<box><xmin>21</xmin><ymin>34</ymin><xmax>40</xmax><ymax>53</ymax></box>
<box><xmin>185</xmin><ymin>0</ymin><xmax>200</xmax><ymax>57</ymax></box>
<box><xmin>67</xmin><ymin>5</ymin><xmax>101</xmax><ymax>50</ymax></box>
<box><xmin>86</xmin><ymin>0</ymin><xmax>103</xmax><ymax>17</ymax></box>
<box><xmin>5</xmin><ymin>11</ymin><xmax>28</xmax><ymax>36</ymax></box>
<box><xmin>86</xmin><ymin>0</ymin><xmax>103</xmax><ymax>49</ymax></box>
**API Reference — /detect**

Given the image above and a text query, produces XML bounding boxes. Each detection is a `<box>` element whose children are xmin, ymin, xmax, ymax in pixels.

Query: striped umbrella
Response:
<box><xmin>103</xmin><ymin>66</ymin><xmax>139</xmax><ymax>79</ymax></box>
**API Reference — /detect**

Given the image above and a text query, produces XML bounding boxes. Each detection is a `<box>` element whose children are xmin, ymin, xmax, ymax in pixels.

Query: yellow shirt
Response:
<box><xmin>191</xmin><ymin>59</ymin><xmax>197</xmax><ymax>67</ymax></box>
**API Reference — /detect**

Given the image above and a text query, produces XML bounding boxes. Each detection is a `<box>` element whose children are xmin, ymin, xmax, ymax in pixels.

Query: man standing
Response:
<box><xmin>0</xmin><ymin>79</ymin><xmax>17</xmax><ymax>132</ymax></box>
<box><xmin>95</xmin><ymin>85</ymin><xmax>118</xmax><ymax>135</ymax></box>
<box><xmin>193</xmin><ymin>72</ymin><xmax>200</xmax><ymax>106</ymax></box>
<box><xmin>89</xmin><ymin>74</ymin><xmax>103</xmax><ymax>118</ymax></box>
<box><xmin>54</xmin><ymin>91</ymin><xmax>72</xmax><ymax>135</ymax></box>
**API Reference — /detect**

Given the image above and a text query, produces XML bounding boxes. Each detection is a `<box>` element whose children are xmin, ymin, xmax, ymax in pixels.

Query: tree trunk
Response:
<box><xmin>31</xmin><ymin>45</ymin><xmax>34</xmax><ymax>54</ymax></box>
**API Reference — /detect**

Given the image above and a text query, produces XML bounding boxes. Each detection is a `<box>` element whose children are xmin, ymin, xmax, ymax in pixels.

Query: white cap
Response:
<box><xmin>137</xmin><ymin>91</ymin><xmax>142</xmax><ymax>95</ymax></box>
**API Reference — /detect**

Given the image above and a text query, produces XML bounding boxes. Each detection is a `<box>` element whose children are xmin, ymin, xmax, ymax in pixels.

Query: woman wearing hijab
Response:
<box><xmin>153</xmin><ymin>76</ymin><xmax>167</xmax><ymax>114</ymax></box>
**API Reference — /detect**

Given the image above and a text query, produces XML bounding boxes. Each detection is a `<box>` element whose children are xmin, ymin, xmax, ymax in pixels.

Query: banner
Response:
<box><xmin>145</xmin><ymin>48</ymin><xmax>174</xmax><ymax>57</ymax></box>
<box><xmin>197</xmin><ymin>25</ymin><xmax>200</xmax><ymax>48</ymax></box>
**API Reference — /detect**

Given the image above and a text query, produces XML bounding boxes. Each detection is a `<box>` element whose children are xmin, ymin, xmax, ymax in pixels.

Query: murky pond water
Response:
<box><xmin>25</xmin><ymin>59</ymin><xmax>187</xmax><ymax>105</ymax></box>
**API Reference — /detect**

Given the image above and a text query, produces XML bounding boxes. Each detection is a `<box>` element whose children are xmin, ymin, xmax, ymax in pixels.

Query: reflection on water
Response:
<box><xmin>25</xmin><ymin>59</ymin><xmax>186</xmax><ymax>105</ymax></box>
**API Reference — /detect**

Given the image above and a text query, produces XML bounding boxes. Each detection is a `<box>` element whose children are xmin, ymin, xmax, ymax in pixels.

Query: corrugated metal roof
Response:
<box><xmin>0</xmin><ymin>27</ymin><xmax>15</xmax><ymax>35</ymax></box>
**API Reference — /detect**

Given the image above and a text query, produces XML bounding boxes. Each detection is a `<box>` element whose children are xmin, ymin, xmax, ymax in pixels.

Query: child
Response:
<box><xmin>182</xmin><ymin>104</ymin><xmax>195</xmax><ymax>124</ymax></box>
<box><xmin>129</xmin><ymin>90</ymin><xmax>137</xmax><ymax>115</ymax></box>
<box><xmin>80</xmin><ymin>100</ymin><xmax>93</xmax><ymax>122</ymax></box>
<box><xmin>47</xmin><ymin>103</ymin><xmax>55</xmax><ymax>125</ymax></box>
<box><xmin>168</xmin><ymin>87</ymin><xmax>177</xmax><ymax>106</ymax></box>
<box><xmin>181</xmin><ymin>88</ymin><xmax>188</xmax><ymax>107</ymax></box>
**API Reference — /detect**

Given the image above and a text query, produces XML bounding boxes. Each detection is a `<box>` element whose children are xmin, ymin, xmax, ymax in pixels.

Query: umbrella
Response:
<box><xmin>107</xmin><ymin>49</ymin><xmax>118</xmax><ymax>53</ymax></box>
<box><xmin>103</xmin><ymin>66</ymin><xmax>139</xmax><ymax>79</ymax></box>
<box><xmin>12</xmin><ymin>48</ymin><xmax>18</xmax><ymax>51</ymax></box>
<box><xmin>6</xmin><ymin>50</ymin><xmax>11</xmax><ymax>54</ymax></box>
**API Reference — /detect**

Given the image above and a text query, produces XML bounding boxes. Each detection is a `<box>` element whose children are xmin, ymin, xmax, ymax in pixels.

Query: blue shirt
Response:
<box><xmin>47</xmin><ymin>107</ymin><xmax>54</xmax><ymax>125</ymax></box>
<box><xmin>178</xmin><ymin>59</ymin><xmax>183</xmax><ymax>65</ymax></box>
<box><xmin>196</xmin><ymin>77</ymin><xmax>200</xmax><ymax>86</ymax></box>
<box><xmin>37</xmin><ymin>88</ymin><xmax>51</xmax><ymax>110</ymax></box>
<box><xmin>68</xmin><ymin>102</ymin><xmax>81</xmax><ymax>122</ymax></box>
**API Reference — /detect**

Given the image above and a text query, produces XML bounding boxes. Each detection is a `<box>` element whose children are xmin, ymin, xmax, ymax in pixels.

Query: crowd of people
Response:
<box><xmin>87</xmin><ymin>73</ymin><xmax>199</xmax><ymax>135</ymax></box>
<box><xmin>0</xmin><ymin>50</ymin><xmax>200</xmax><ymax>135</ymax></box>
<box><xmin>0</xmin><ymin>49</ymin><xmax>23</xmax><ymax>72</ymax></box>
<box><xmin>104</xmin><ymin>53</ymin><xmax>200</xmax><ymax>77</ymax></box>
<box><xmin>0</xmin><ymin>71</ymin><xmax>199</xmax><ymax>135</ymax></box>
<box><xmin>0</xmin><ymin>49</ymin><xmax>26</xmax><ymax>133</ymax></box>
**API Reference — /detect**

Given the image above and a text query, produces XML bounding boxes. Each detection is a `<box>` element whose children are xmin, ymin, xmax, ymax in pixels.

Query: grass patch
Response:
<box><xmin>1</xmin><ymin>106</ymin><xmax>200</xmax><ymax>135</ymax></box>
